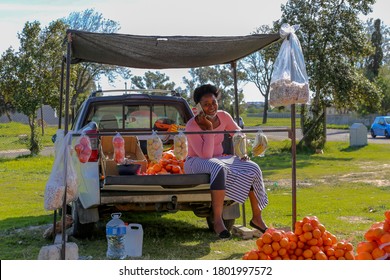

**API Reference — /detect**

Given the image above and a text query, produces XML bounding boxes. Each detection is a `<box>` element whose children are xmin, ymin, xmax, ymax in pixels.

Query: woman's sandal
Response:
<box><xmin>249</xmin><ymin>220</ymin><xmax>268</xmax><ymax>233</ymax></box>
<box><xmin>217</xmin><ymin>229</ymin><xmax>231</xmax><ymax>239</ymax></box>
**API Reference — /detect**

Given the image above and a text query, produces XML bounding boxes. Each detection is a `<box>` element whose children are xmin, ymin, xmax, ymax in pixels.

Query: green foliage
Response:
<box><xmin>131</xmin><ymin>71</ymin><xmax>176</xmax><ymax>91</ymax></box>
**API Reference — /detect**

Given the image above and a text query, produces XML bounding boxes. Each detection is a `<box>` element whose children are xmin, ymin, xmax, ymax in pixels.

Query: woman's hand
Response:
<box><xmin>196</xmin><ymin>112</ymin><xmax>213</xmax><ymax>130</ymax></box>
<box><xmin>240</xmin><ymin>154</ymin><xmax>250</xmax><ymax>161</ymax></box>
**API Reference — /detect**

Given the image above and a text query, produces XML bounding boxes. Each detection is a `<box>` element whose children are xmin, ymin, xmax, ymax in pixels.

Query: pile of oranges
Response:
<box><xmin>356</xmin><ymin>210</ymin><xmax>390</xmax><ymax>260</ymax></box>
<box><xmin>243</xmin><ymin>216</ymin><xmax>355</xmax><ymax>260</ymax></box>
<box><xmin>146</xmin><ymin>150</ymin><xmax>185</xmax><ymax>175</ymax></box>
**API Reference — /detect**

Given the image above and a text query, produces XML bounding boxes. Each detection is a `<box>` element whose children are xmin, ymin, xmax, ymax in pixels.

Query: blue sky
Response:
<box><xmin>0</xmin><ymin>0</ymin><xmax>388</xmax><ymax>101</ymax></box>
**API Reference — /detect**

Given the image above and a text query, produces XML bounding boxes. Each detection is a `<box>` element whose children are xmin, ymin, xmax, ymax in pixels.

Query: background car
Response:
<box><xmin>370</xmin><ymin>116</ymin><xmax>390</xmax><ymax>138</ymax></box>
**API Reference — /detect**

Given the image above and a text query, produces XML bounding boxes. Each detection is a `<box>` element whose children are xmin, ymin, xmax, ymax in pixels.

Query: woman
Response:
<box><xmin>184</xmin><ymin>84</ymin><xmax>268</xmax><ymax>239</ymax></box>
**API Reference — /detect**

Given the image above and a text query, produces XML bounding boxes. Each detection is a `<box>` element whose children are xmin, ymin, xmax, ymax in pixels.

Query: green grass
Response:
<box><xmin>0</xmin><ymin>140</ymin><xmax>389</xmax><ymax>260</ymax></box>
<box><xmin>0</xmin><ymin>122</ymin><xmax>57</xmax><ymax>151</ymax></box>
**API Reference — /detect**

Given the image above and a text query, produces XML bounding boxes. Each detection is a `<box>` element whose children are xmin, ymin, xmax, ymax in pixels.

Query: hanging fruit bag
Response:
<box><xmin>269</xmin><ymin>23</ymin><xmax>310</xmax><ymax>107</ymax></box>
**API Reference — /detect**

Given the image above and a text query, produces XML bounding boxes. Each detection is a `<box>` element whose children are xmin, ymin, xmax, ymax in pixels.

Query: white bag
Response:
<box><xmin>269</xmin><ymin>24</ymin><xmax>310</xmax><ymax>107</ymax></box>
<box><xmin>44</xmin><ymin>132</ymin><xmax>78</xmax><ymax>211</ymax></box>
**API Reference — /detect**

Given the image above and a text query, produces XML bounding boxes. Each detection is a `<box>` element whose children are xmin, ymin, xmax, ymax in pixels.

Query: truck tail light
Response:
<box><xmin>82</xmin><ymin>122</ymin><xmax>99</xmax><ymax>162</ymax></box>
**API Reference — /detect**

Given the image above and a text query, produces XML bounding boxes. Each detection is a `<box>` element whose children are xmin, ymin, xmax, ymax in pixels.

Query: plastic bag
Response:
<box><xmin>173</xmin><ymin>131</ymin><xmax>188</xmax><ymax>160</ymax></box>
<box><xmin>44</xmin><ymin>132</ymin><xmax>78</xmax><ymax>211</ymax></box>
<box><xmin>252</xmin><ymin>130</ymin><xmax>268</xmax><ymax>157</ymax></box>
<box><xmin>147</xmin><ymin>130</ymin><xmax>163</xmax><ymax>163</ymax></box>
<box><xmin>269</xmin><ymin>23</ymin><xmax>310</xmax><ymax>107</ymax></box>
<box><xmin>74</xmin><ymin>133</ymin><xmax>92</xmax><ymax>163</ymax></box>
<box><xmin>113</xmin><ymin>132</ymin><xmax>125</xmax><ymax>164</ymax></box>
<box><xmin>233</xmin><ymin>132</ymin><xmax>247</xmax><ymax>158</ymax></box>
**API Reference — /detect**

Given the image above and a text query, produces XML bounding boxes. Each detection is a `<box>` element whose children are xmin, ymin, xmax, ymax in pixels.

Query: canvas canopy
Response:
<box><xmin>66</xmin><ymin>29</ymin><xmax>280</xmax><ymax>69</ymax></box>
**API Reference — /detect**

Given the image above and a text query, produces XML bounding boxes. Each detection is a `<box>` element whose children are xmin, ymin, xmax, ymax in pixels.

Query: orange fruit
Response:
<box><xmin>315</xmin><ymin>251</ymin><xmax>328</xmax><ymax>260</ymax></box>
<box><xmin>356</xmin><ymin>251</ymin><xmax>373</xmax><ymax>260</ymax></box>
<box><xmin>312</xmin><ymin>228</ymin><xmax>322</xmax><ymax>239</ymax></box>
<box><xmin>345</xmin><ymin>243</ymin><xmax>354</xmax><ymax>252</ymax></box>
<box><xmin>302</xmin><ymin>216</ymin><xmax>311</xmax><ymax>224</ymax></box>
<box><xmin>303</xmin><ymin>249</ymin><xmax>313</xmax><ymax>259</ymax></box>
<box><xmin>328</xmin><ymin>256</ymin><xmax>337</xmax><ymax>260</ymax></box>
<box><xmin>302</xmin><ymin>223</ymin><xmax>313</xmax><ymax>232</ymax></box>
<box><xmin>245</xmin><ymin>250</ymin><xmax>259</xmax><ymax>260</ymax></box>
<box><xmin>380</xmin><ymin>232</ymin><xmax>390</xmax><ymax>244</ymax></box>
<box><xmin>289</xmin><ymin>241</ymin><xmax>297</xmax><ymax>250</ymax></box>
<box><xmin>272</xmin><ymin>231</ymin><xmax>283</xmax><ymax>242</ymax></box>
<box><xmin>294</xmin><ymin>226</ymin><xmax>303</xmax><ymax>235</ymax></box>
<box><xmin>326</xmin><ymin>247</ymin><xmax>335</xmax><ymax>256</ymax></box>
<box><xmin>334</xmin><ymin>248</ymin><xmax>344</xmax><ymax>258</ymax></box>
<box><xmin>299</xmin><ymin>235</ymin><xmax>306</xmax><ymax>242</ymax></box>
<box><xmin>256</xmin><ymin>238</ymin><xmax>264</xmax><ymax>250</ymax></box>
<box><xmin>262</xmin><ymin>244</ymin><xmax>273</xmax><ymax>255</ymax></box>
<box><xmin>290</xmin><ymin>255</ymin><xmax>297</xmax><ymax>260</ymax></box>
<box><xmin>297</xmin><ymin>241</ymin><xmax>305</xmax><ymax>248</ymax></box>
<box><xmin>272</xmin><ymin>241</ymin><xmax>281</xmax><ymax>251</ymax></box>
<box><xmin>385</xmin><ymin>210</ymin><xmax>390</xmax><ymax>220</ymax></box>
<box><xmin>303</xmin><ymin>231</ymin><xmax>313</xmax><ymax>241</ymax></box>
<box><xmin>262</xmin><ymin>233</ymin><xmax>272</xmax><ymax>244</ymax></box>
<box><xmin>271</xmin><ymin>251</ymin><xmax>278</xmax><ymax>258</ymax></box>
<box><xmin>295</xmin><ymin>248</ymin><xmax>303</xmax><ymax>257</ymax></box>
<box><xmin>278</xmin><ymin>248</ymin><xmax>287</xmax><ymax>256</ymax></box>
<box><xmin>336</xmin><ymin>241</ymin><xmax>346</xmax><ymax>249</ymax></box>
<box><xmin>286</xmin><ymin>231</ymin><xmax>298</xmax><ymax>242</ymax></box>
<box><xmin>371</xmin><ymin>248</ymin><xmax>386</xmax><ymax>260</ymax></box>
<box><xmin>317</xmin><ymin>224</ymin><xmax>326</xmax><ymax>233</ymax></box>
<box><xmin>310</xmin><ymin>246</ymin><xmax>320</xmax><ymax>254</ymax></box>
<box><xmin>258</xmin><ymin>252</ymin><xmax>268</xmax><ymax>260</ymax></box>
<box><xmin>357</xmin><ymin>241</ymin><xmax>377</xmax><ymax>254</ymax></box>
<box><xmin>153</xmin><ymin>164</ymin><xmax>162</xmax><ymax>172</ymax></box>
<box><xmin>279</xmin><ymin>237</ymin><xmax>289</xmax><ymax>248</ymax></box>
<box><xmin>344</xmin><ymin>251</ymin><xmax>355</xmax><ymax>260</ymax></box>
<box><xmin>338</xmin><ymin>256</ymin><xmax>345</xmax><ymax>260</ymax></box>
<box><xmin>307</xmin><ymin>238</ymin><xmax>318</xmax><ymax>246</ymax></box>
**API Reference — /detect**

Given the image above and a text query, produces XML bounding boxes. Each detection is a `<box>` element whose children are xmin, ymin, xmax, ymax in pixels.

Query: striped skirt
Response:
<box><xmin>184</xmin><ymin>155</ymin><xmax>268</xmax><ymax>210</ymax></box>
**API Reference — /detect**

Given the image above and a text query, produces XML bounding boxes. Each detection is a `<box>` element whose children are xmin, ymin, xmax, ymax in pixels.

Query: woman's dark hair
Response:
<box><xmin>193</xmin><ymin>84</ymin><xmax>220</xmax><ymax>104</ymax></box>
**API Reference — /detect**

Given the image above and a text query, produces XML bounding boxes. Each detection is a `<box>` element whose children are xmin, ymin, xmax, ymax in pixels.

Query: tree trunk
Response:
<box><xmin>5</xmin><ymin>111</ymin><xmax>12</xmax><ymax>122</ymax></box>
<box><xmin>262</xmin><ymin>99</ymin><xmax>269</xmax><ymax>124</ymax></box>
<box><xmin>322</xmin><ymin>102</ymin><xmax>327</xmax><ymax>144</ymax></box>
<box><xmin>28</xmin><ymin>116</ymin><xmax>41</xmax><ymax>156</ymax></box>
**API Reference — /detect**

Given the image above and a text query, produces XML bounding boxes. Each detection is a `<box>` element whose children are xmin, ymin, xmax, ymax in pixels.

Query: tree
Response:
<box><xmin>0</xmin><ymin>48</ymin><xmax>18</xmax><ymax>121</ymax></box>
<box><xmin>378</xmin><ymin>62</ymin><xmax>390</xmax><ymax>114</ymax></box>
<box><xmin>130</xmin><ymin>71</ymin><xmax>176</xmax><ymax>91</ymax></box>
<box><xmin>239</xmin><ymin>25</ymin><xmax>280</xmax><ymax>124</ymax></box>
<box><xmin>281</xmin><ymin>0</ymin><xmax>382</xmax><ymax>150</ymax></box>
<box><xmin>183</xmin><ymin>65</ymin><xmax>246</xmax><ymax>119</ymax></box>
<box><xmin>62</xmin><ymin>9</ymin><xmax>131</xmax><ymax>118</ymax></box>
<box><xmin>366</xmin><ymin>19</ymin><xmax>383</xmax><ymax>81</ymax></box>
<box><xmin>2</xmin><ymin>20</ymin><xmax>66</xmax><ymax>154</ymax></box>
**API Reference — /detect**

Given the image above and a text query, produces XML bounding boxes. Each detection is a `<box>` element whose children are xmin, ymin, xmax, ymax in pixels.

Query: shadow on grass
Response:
<box><xmin>340</xmin><ymin>145</ymin><xmax>367</xmax><ymax>152</ymax></box>
<box><xmin>0</xmin><ymin>212</ymin><xmax>218</xmax><ymax>260</ymax></box>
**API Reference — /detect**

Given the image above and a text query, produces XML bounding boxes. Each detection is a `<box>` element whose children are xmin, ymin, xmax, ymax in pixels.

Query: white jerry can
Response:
<box><xmin>125</xmin><ymin>223</ymin><xmax>143</xmax><ymax>257</ymax></box>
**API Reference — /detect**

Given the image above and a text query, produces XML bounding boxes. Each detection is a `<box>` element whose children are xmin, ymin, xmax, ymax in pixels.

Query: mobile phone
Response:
<box><xmin>195</xmin><ymin>103</ymin><xmax>205</xmax><ymax>116</ymax></box>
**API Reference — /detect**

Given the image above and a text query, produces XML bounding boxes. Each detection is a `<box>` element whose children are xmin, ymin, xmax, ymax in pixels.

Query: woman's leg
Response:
<box><xmin>249</xmin><ymin>190</ymin><xmax>268</xmax><ymax>230</ymax></box>
<box><xmin>211</xmin><ymin>190</ymin><xmax>227</xmax><ymax>234</ymax></box>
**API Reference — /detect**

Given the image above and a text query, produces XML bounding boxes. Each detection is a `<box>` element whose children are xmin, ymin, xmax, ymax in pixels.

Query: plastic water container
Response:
<box><xmin>125</xmin><ymin>223</ymin><xmax>143</xmax><ymax>257</ymax></box>
<box><xmin>106</xmin><ymin>213</ymin><xmax>127</xmax><ymax>259</ymax></box>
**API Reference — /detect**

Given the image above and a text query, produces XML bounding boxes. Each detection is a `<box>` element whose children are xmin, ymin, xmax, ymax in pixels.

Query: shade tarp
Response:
<box><xmin>66</xmin><ymin>29</ymin><xmax>280</xmax><ymax>69</ymax></box>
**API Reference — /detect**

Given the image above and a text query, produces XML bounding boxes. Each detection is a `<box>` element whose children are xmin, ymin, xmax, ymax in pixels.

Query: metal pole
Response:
<box><xmin>231</xmin><ymin>61</ymin><xmax>246</xmax><ymax>227</ymax></box>
<box><xmin>291</xmin><ymin>104</ymin><xmax>297</xmax><ymax>230</ymax></box>
<box><xmin>60</xmin><ymin>33</ymin><xmax>72</xmax><ymax>260</ymax></box>
<box><xmin>58</xmin><ymin>60</ymin><xmax>65</xmax><ymax>129</ymax></box>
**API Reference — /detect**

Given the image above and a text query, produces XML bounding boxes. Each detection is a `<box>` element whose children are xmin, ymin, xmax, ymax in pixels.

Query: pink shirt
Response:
<box><xmin>185</xmin><ymin>111</ymin><xmax>241</xmax><ymax>158</ymax></box>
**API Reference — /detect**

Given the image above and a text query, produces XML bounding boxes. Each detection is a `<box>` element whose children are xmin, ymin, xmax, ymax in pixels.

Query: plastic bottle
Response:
<box><xmin>125</xmin><ymin>223</ymin><xmax>143</xmax><ymax>257</ymax></box>
<box><xmin>106</xmin><ymin>213</ymin><xmax>127</xmax><ymax>259</ymax></box>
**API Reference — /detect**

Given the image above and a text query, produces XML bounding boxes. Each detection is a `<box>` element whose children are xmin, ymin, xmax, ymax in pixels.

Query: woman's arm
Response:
<box><xmin>186</xmin><ymin>119</ymin><xmax>215</xmax><ymax>158</ymax></box>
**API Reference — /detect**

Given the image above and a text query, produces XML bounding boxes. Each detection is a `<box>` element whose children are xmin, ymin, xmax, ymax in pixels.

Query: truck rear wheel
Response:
<box><xmin>71</xmin><ymin>201</ymin><xmax>96</xmax><ymax>239</ymax></box>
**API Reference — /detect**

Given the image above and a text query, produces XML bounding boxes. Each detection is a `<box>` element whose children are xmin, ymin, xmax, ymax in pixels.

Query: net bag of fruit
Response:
<box><xmin>233</xmin><ymin>132</ymin><xmax>247</xmax><ymax>158</ymax></box>
<box><xmin>147</xmin><ymin>130</ymin><xmax>163</xmax><ymax>163</ymax></box>
<box><xmin>269</xmin><ymin>23</ymin><xmax>310</xmax><ymax>107</ymax></box>
<box><xmin>173</xmin><ymin>131</ymin><xmax>188</xmax><ymax>160</ymax></box>
<box><xmin>112</xmin><ymin>132</ymin><xmax>125</xmax><ymax>164</ymax></box>
<box><xmin>252</xmin><ymin>130</ymin><xmax>268</xmax><ymax>157</ymax></box>
<box><xmin>44</xmin><ymin>132</ymin><xmax>78</xmax><ymax>210</ymax></box>
<box><xmin>74</xmin><ymin>133</ymin><xmax>92</xmax><ymax>163</ymax></box>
